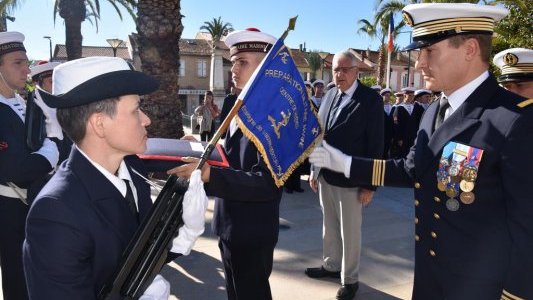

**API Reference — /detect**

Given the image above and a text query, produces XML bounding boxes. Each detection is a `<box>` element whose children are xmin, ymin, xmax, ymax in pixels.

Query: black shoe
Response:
<box><xmin>336</xmin><ymin>283</ymin><xmax>359</xmax><ymax>300</ymax></box>
<box><xmin>305</xmin><ymin>266</ymin><xmax>341</xmax><ymax>279</ymax></box>
<box><xmin>294</xmin><ymin>187</ymin><xmax>304</xmax><ymax>193</ymax></box>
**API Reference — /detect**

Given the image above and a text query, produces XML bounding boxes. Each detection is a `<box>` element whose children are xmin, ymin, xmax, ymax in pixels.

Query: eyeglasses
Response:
<box><xmin>332</xmin><ymin>66</ymin><xmax>357</xmax><ymax>74</ymax></box>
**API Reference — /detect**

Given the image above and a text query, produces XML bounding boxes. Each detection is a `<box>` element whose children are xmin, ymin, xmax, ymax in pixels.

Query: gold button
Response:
<box><xmin>415</xmin><ymin>235</ymin><xmax>420</xmax><ymax>241</ymax></box>
<box><xmin>433</xmin><ymin>213</ymin><xmax>440</xmax><ymax>220</ymax></box>
<box><xmin>415</xmin><ymin>200</ymin><xmax>420</xmax><ymax>206</ymax></box>
<box><xmin>415</xmin><ymin>217</ymin><xmax>419</xmax><ymax>224</ymax></box>
<box><xmin>414</xmin><ymin>182</ymin><xmax>421</xmax><ymax>189</ymax></box>
<box><xmin>429</xmin><ymin>250</ymin><xmax>436</xmax><ymax>257</ymax></box>
<box><xmin>433</xmin><ymin>196</ymin><xmax>441</xmax><ymax>203</ymax></box>
<box><xmin>431</xmin><ymin>231</ymin><xmax>437</xmax><ymax>238</ymax></box>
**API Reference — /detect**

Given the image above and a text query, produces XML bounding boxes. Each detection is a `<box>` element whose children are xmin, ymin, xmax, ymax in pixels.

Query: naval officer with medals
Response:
<box><xmin>309</xmin><ymin>3</ymin><xmax>533</xmax><ymax>300</ymax></box>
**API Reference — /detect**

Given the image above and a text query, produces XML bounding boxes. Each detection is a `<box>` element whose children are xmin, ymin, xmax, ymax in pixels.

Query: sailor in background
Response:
<box><xmin>381</xmin><ymin>88</ymin><xmax>394</xmax><ymax>158</ymax></box>
<box><xmin>30</xmin><ymin>61</ymin><xmax>72</xmax><ymax>163</ymax></box>
<box><xmin>0</xmin><ymin>31</ymin><xmax>59</xmax><ymax>300</ymax></box>
<box><xmin>309</xmin><ymin>3</ymin><xmax>533</xmax><ymax>299</ymax></box>
<box><xmin>493</xmin><ymin>47</ymin><xmax>533</xmax><ymax>98</ymax></box>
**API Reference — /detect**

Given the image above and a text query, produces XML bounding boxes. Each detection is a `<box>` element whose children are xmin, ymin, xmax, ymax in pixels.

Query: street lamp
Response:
<box><xmin>106</xmin><ymin>38</ymin><xmax>123</xmax><ymax>57</ymax></box>
<box><xmin>43</xmin><ymin>36</ymin><xmax>52</xmax><ymax>61</ymax></box>
<box><xmin>397</xmin><ymin>31</ymin><xmax>413</xmax><ymax>87</ymax></box>
<box><xmin>318</xmin><ymin>51</ymin><xmax>329</xmax><ymax>81</ymax></box>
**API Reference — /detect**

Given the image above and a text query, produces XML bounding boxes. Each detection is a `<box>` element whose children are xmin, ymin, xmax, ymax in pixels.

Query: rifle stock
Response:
<box><xmin>98</xmin><ymin>175</ymin><xmax>189</xmax><ymax>300</ymax></box>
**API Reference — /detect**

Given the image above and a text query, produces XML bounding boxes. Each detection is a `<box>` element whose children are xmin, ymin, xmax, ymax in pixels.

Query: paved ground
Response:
<box><xmin>162</xmin><ymin>182</ymin><xmax>415</xmax><ymax>300</ymax></box>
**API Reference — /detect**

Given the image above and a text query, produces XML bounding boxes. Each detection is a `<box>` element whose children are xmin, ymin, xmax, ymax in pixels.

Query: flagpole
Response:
<box><xmin>195</xmin><ymin>16</ymin><xmax>298</xmax><ymax>171</ymax></box>
<box><xmin>386</xmin><ymin>50</ymin><xmax>391</xmax><ymax>89</ymax></box>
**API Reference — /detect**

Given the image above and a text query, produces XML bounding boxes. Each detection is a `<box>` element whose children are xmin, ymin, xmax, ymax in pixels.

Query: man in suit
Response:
<box><xmin>169</xmin><ymin>28</ymin><xmax>282</xmax><ymax>300</ymax></box>
<box><xmin>0</xmin><ymin>31</ymin><xmax>59</xmax><ymax>300</ymax></box>
<box><xmin>309</xmin><ymin>3</ymin><xmax>533</xmax><ymax>299</ymax></box>
<box><xmin>305</xmin><ymin>49</ymin><xmax>384</xmax><ymax>300</ymax></box>
<box><xmin>23</xmin><ymin>57</ymin><xmax>203</xmax><ymax>299</ymax></box>
<box><xmin>381</xmin><ymin>88</ymin><xmax>394</xmax><ymax>158</ymax></box>
<box><xmin>493</xmin><ymin>48</ymin><xmax>533</xmax><ymax>98</ymax></box>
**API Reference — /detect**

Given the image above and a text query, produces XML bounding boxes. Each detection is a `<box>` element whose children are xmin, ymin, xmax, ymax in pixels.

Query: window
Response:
<box><xmin>197</xmin><ymin>59</ymin><xmax>207</xmax><ymax>78</ymax></box>
<box><xmin>179</xmin><ymin>59</ymin><xmax>185</xmax><ymax>77</ymax></box>
<box><xmin>401</xmin><ymin>72</ymin><xmax>409</xmax><ymax>88</ymax></box>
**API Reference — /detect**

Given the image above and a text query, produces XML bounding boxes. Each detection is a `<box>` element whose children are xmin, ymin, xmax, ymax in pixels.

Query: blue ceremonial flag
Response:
<box><xmin>236</xmin><ymin>37</ymin><xmax>323</xmax><ymax>187</ymax></box>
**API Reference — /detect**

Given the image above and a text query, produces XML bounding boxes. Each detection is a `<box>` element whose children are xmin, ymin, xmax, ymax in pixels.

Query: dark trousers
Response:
<box><xmin>200</xmin><ymin>130</ymin><xmax>213</xmax><ymax>142</ymax></box>
<box><xmin>218</xmin><ymin>238</ymin><xmax>275</xmax><ymax>300</ymax></box>
<box><xmin>0</xmin><ymin>196</ymin><xmax>29</xmax><ymax>300</ymax></box>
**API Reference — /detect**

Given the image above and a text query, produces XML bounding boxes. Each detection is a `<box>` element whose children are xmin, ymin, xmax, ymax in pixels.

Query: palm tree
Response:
<box><xmin>305</xmin><ymin>51</ymin><xmax>322</xmax><ymax>80</ymax></box>
<box><xmin>356</xmin><ymin>15</ymin><xmax>404</xmax><ymax>85</ymax></box>
<box><xmin>199</xmin><ymin>16</ymin><xmax>233</xmax><ymax>49</ymax></box>
<box><xmin>0</xmin><ymin>0</ymin><xmax>136</xmax><ymax>60</ymax></box>
<box><xmin>136</xmin><ymin>0</ymin><xmax>184</xmax><ymax>138</ymax></box>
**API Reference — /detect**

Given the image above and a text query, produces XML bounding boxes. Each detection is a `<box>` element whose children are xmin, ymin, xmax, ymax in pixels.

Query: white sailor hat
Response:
<box><xmin>38</xmin><ymin>56</ymin><xmax>159</xmax><ymax>109</ymax></box>
<box><xmin>401</xmin><ymin>86</ymin><xmax>416</xmax><ymax>93</ymax></box>
<box><xmin>0</xmin><ymin>31</ymin><xmax>26</xmax><ymax>56</ymax></box>
<box><xmin>371</xmin><ymin>85</ymin><xmax>382</xmax><ymax>91</ymax></box>
<box><xmin>402</xmin><ymin>3</ymin><xmax>508</xmax><ymax>51</ymax></box>
<box><xmin>326</xmin><ymin>82</ymin><xmax>336</xmax><ymax>90</ymax></box>
<box><xmin>414</xmin><ymin>89</ymin><xmax>432</xmax><ymax>96</ymax></box>
<box><xmin>312</xmin><ymin>79</ymin><xmax>325</xmax><ymax>87</ymax></box>
<box><xmin>380</xmin><ymin>88</ymin><xmax>392</xmax><ymax>95</ymax></box>
<box><xmin>493</xmin><ymin>48</ymin><xmax>533</xmax><ymax>83</ymax></box>
<box><xmin>304</xmin><ymin>80</ymin><xmax>312</xmax><ymax>87</ymax></box>
<box><xmin>225</xmin><ymin>27</ymin><xmax>276</xmax><ymax>57</ymax></box>
<box><xmin>30</xmin><ymin>61</ymin><xmax>61</xmax><ymax>81</ymax></box>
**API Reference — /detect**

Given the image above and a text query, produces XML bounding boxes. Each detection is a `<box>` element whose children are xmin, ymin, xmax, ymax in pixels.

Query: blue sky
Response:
<box><xmin>9</xmin><ymin>0</ymin><xmax>412</xmax><ymax>61</ymax></box>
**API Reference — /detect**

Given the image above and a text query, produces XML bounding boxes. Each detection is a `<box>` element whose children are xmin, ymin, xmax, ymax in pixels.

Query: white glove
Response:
<box><xmin>34</xmin><ymin>90</ymin><xmax>64</xmax><ymax>139</ymax></box>
<box><xmin>170</xmin><ymin>169</ymin><xmax>208</xmax><ymax>255</ymax></box>
<box><xmin>33</xmin><ymin>138</ymin><xmax>59</xmax><ymax>168</ymax></box>
<box><xmin>139</xmin><ymin>274</ymin><xmax>170</xmax><ymax>300</ymax></box>
<box><xmin>309</xmin><ymin>141</ymin><xmax>352</xmax><ymax>178</ymax></box>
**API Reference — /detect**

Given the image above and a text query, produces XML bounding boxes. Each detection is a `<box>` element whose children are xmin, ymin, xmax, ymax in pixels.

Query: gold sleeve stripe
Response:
<box><xmin>380</xmin><ymin>160</ymin><xmax>386</xmax><ymax>186</ymax></box>
<box><xmin>517</xmin><ymin>99</ymin><xmax>533</xmax><ymax>108</ymax></box>
<box><xmin>501</xmin><ymin>295</ymin><xmax>512</xmax><ymax>300</ymax></box>
<box><xmin>502</xmin><ymin>289</ymin><xmax>525</xmax><ymax>300</ymax></box>
<box><xmin>372</xmin><ymin>160</ymin><xmax>386</xmax><ymax>186</ymax></box>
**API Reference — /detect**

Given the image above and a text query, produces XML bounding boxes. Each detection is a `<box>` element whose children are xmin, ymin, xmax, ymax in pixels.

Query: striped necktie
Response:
<box><xmin>327</xmin><ymin>92</ymin><xmax>345</xmax><ymax>129</ymax></box>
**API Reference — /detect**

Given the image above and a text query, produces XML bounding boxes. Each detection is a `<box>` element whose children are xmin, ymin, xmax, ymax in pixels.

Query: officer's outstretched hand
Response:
<box><xmin>139</xmin><ymin>274</ymin><xmax>170</xmax><ymax>300</ymax></box>
<box><xmin>170</xmin><ymin>169</ymin><xmax>208</xmax><ymax>255</ymax></box>
<box><xmin>309</xmin><ymin>141</ymin><xmax>352</xmax><ymax>178</ymax></box>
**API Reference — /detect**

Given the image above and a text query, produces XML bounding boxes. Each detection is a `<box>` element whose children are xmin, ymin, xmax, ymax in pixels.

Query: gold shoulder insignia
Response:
<box><xmin>517</xmin><ymin>99</ymin><xmax>533</xmax><ymax>108</ymax></box>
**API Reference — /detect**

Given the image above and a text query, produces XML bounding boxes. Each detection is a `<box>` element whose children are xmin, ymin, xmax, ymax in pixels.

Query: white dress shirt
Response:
<box><xmin>443</xmin><ymin>71</ymin><xmax>489</xmax><ymax>120</ymax></box>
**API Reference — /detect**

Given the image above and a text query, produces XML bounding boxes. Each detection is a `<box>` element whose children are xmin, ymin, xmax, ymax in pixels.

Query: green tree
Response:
<box><xmin>0</xmin><ymin>0</ymin><xmax>136</xmax><ymax>60</ymax></box>
<box><xmin>199</xmin><ymin>16</ymin><xmax>233</xmax><ymax>49</ymax></box>
<box><xmin>491</xmin><ymin>0</ymin><xmax>532</xmax><ymax>51</ymax></box>
<box><xmin>136</xmin><ymin>0</ymin><xmax>184</xmax><ymax>138</ymax></box>
<box><xmin>306</xmin><ymin>51</ymin><xmax>322</xmax><ymax>80</ymax></box>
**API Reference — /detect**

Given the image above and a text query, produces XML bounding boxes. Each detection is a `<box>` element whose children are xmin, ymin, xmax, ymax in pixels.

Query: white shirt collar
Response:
<box><xmin>338</xmin><ymin>79</ymin><xmax>358</xmax><ymax>100</ymax></box>
<box><xmin>445</xmin><ymin>71</ymin><xmax>489</xmax><ymax>112</ymax></box>
<box><xmin>76</xmin><ymin>146</ymin><xmax>136</xmax><ymax>202</ymax></box>
<box><xmin>0</xmin><ymin>93</ymin><xmax>26</xmax><ymax>121</ymax></box>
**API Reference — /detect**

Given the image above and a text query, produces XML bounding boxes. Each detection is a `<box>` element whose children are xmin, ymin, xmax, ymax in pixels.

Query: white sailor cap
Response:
<box><xmin>224</xmin><ymin>27</ymin><xmax>276</xmax><ymax>57</ymax></box>
<box><xmin>30</xmin><ymin>61</ymin><xmax>61</xmax><ymax>81</ymax></box>
<box><xmin>493</xmin><ymin>48</ymin><xmax>533</xmax><ymax>83</ymax></box>
<box><xmin>401</xmin><ymin>87</ymin><xmax>416</xmax><ymax>93</ymax></box>
<box><xmin>414</xmin><ymin>89</ymin><xmax>432</xmax><ymax>96</ymax></box>
<box><xmin>304</xmin><ymin>80</ymin><xmax>312</xmax><ymax>87</ymax></box>
<box><xmin>394</xmin><ymin>91</ymin><xmax>403</xmax><ymax>96</ymax></box>
<box><xmin>0</xmin><ymin>31</ymin><xmax>26</xmax><ymax>56</ymax></box>
<box><xmin>38</xmin><ymin>56</ymin><xmax>159</xmax><ymax>109</ymax></box>
<box><xmin>312</xmin><ymin>79</ymin><xmax>325</xmax><ymax>87</ymax></box>
<box><xmin>402</xmin><ymin>3</ymin><xmax>508</xmax><ymax>51</ymax></box>
<box><xmin>380</xmin><ymin>88</ymin><xmax>392</xmax><ymax>95</ymax></box>
<box><xmin>371</xmin><ymin>85</ymin><xmax>382</xmax><ymax>91</ymax></box>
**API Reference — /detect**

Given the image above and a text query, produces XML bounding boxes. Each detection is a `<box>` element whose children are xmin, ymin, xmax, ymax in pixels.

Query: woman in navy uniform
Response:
<box><xmin>309</xmin><ymin>4</ymin><xmax>533</xmax><ymax>300</ymax></box>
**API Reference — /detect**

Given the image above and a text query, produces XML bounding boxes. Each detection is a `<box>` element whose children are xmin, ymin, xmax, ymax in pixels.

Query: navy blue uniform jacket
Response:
<box><xmin>349</xmin><ymin>75</ymin><xmax>533</xmax><ymax>300</ymax></box>
<box><xmin>23</xmin><ymin>148</ymin><xmax>153</xmax><ymax>299</ymax></box>
<box><xmin>206</xmin><ymin>128</ymin><xmax>282</xmax><ymax>244</ymax></box>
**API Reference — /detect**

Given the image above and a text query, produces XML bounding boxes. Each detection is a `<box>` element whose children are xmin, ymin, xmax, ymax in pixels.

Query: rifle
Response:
<box><xmin>98</xmin><ymin>175</ymin><xmax>189</xmax><ymax>299</ymax></box>
<box><xmin>24</xmin><ymin>91</ymin><xmax>47</xmax><ymax>151</ymax></box>
<box><xmin>98</xmin><ymin>99</ymin><xmax>243</xmax><ymax>299</ymax></box>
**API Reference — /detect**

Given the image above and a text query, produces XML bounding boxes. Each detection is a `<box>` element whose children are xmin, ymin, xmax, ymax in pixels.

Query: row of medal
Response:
<box><xmin>437</xmin><ymin>142</ymin><xmax>483</xmax><ymax>212</ymax></box>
